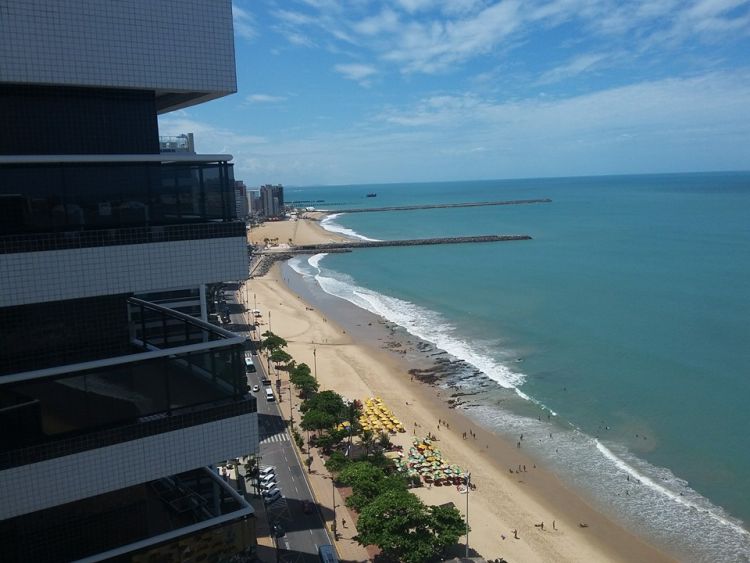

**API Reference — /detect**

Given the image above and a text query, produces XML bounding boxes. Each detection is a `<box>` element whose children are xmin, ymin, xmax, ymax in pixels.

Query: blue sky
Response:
<box><xmin>159</xmin><ymin>0</ymin><xmax>750</xmax><ymax>186</ymax></box>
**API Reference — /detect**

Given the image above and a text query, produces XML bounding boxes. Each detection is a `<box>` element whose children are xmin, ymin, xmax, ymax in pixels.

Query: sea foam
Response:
<box><xmin>320</xmin><ymin>213</ymin><xmax>380</xmax><ymax>241</ymax></box>
<box><xmin>308</xmin><ymin>259</ymin><xmax>525</xmax><ymax>390</ymax></box>
<box><xmin>465</xmin><ymin>403</ymin><xmax>750</xmax><ymax>562</ymax></box>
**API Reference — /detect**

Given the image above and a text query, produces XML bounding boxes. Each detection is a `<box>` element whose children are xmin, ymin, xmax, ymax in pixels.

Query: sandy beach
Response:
<box><xmin>245</xmin><ymin>217</ymin><xmax>674</xmax><ymax>562</ymax></box>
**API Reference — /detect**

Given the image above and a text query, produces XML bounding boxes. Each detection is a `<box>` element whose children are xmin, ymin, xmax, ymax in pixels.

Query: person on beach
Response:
<box><xmin>512</xmin><ymin>529</ymin><xmax>519</xmax><ymax>539</ymax></box>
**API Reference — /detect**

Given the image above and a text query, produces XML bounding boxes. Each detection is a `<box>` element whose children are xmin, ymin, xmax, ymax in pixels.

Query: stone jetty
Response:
<box><xmin>328</xmin><ymin>198</ymin><xmax>551</xmax><ymax>214</ymax></box>
<box><xmin>291</xmin><ymin>234</ymin><xmax>531</xmax><ymax>253</ymax></box>
<box><xmin>250</xmin><ymin>235</ymin><xmax>531</xmax><ymax>277</ymax></box>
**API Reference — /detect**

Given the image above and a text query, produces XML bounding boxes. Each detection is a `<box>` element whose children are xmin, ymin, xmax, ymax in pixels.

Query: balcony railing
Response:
<box><xmin>0</xmin><ymin>298</ymin><xmax>250</xmax><ymax>457</ymax></box>
<box><xmin>0</xmin><ymin>159</ymin><xmax>236</xmax><ymax>236</ymax></box>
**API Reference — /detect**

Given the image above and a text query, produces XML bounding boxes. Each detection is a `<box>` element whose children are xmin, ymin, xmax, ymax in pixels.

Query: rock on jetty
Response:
<box><xmin>331</xmin><ymin>198</ymin><xmax>551</xmax><ymax>214</ymax></box>
<box><xmin>293</xmin><ymin>234</ymin><xmax>531</xmax><ymax>252</ymax></box>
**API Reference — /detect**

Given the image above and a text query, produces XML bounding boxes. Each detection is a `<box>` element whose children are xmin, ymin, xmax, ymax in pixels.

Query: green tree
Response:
<box><xmin>313</xmin><ymin>428</ymin><xmax>349</xmax><ymax>454</ymax></box>
<box><xmin>324</xmin><ymin>451</ymin><xmax>349</xmax><ymax>474</ymax></box>
<box><xmin>290</xmin><ymin>363</ymin><xmax>319</xmax><ymax>398</ymax></box>
<box><xmin>429</xmin><ymin>503</ymin><xmax>467</xmax><ymax>551</ymax></box>
<box><xmin>339</xmin><ymin>461</ymin><xmax>407</xmax><ymax>512</ymax></box>
<box><xmin>291</xmin><ymin>362</ymin><xmax>312</xmax><ymax>378</ymax></box>
<box><xmin>355</xmin><ymin>490</ymin><xmax>466</xmax><ymax>563</ymax></box>
<box><xmin>270</xmin><ymin>348</ymin><xmax>293</xmax><ymax>366</ymax></box>
<box><xmin>300</xmin><ymin>390</ymin><xmax>347</xmax><ymax>421</ymax></box>
<box><xmin>360</xmin><ymin>429</ymin><xmax>376</xmax><ymax>457</ymax></box>
<box><xmin>300</xmin><ymin>409</ymin><xmax>336</xmax><ymax>433</ymax></box>
<box><xmin>377</xmin><ymin>431</ymin><xmax>392</xmax><ymax>451</ymax></box>
<box><xmin>260</xmin><ymin>331</ymin><xmax>287</xmax><ymax>352</ymax></box>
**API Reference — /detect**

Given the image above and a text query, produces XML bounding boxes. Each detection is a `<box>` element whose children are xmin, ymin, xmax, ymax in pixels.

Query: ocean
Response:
<box><xmin>284</xmin><ymin>172</ymin><xmax>750</xmax><ymax>562</ymax></box>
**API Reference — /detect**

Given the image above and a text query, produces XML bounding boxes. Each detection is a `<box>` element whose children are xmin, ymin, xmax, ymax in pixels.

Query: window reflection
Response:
<box><xmin>0</xmin><ymin>161</ymin><xmax>235</xmax><ymax>235</ymax></box>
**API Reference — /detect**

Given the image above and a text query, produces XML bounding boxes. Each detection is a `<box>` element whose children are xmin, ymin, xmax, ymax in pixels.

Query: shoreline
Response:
<box><xmin>247</xmin><ymin>217</ymin><xmax>675</xmax><ymax>562</ymax></box>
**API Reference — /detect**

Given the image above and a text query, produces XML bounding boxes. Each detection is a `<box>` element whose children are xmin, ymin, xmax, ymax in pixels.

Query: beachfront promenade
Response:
<box><xmin>329</xmin><ymin>198</ymin><xmax>551</xmax><ymax>214</ymax></box>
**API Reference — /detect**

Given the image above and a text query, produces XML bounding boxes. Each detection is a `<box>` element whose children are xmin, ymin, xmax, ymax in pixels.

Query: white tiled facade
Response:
<box><xmin>1</xmin><ymin>237</ymin><xmax>248</xmax><ymax>307</ymax></box>
<box><xmin>0</xmin><ymin>412</ymin><xmax>258</xmax><ymax>520</ymax></box>
<box><xmin>0</xmin><ymin>0</ymin><xmax>236</xmax><ymax>111</ymax></box>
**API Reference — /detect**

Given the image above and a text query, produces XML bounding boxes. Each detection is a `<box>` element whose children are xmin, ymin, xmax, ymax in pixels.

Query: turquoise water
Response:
<box><xmin>285</xmin><ymin>173</ymin><xmax>750</xmax><ymax>561</ymax></box>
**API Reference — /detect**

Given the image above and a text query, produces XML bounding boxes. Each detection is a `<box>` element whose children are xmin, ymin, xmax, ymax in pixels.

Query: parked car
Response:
<box><xmin>251</xmin><ymin>384</ymin><xmax>260</xmax><ymax>392</ymax></box>
<box><xmin>272</xmin><ymin>521</ymin><xmax>286</xmax><ymax>537</ymax></box>
<box><xmin>263</xmin><ymin>489</ymin><xmax>282</xmax><ymax>505</ymax></box>
<box><xmin>260</xmin><ymin>480</ymin><xmax>277</xmax><ymax>492</ymax></box>
<box><xmin>259</xmin><ymin>466</ymin><xmax>275</xmax><ymax>478</ymax></box>
<box><xmin>260</xmin><ymin>473</ymin><xmax>277</xmax><ymax>487</ymax></box>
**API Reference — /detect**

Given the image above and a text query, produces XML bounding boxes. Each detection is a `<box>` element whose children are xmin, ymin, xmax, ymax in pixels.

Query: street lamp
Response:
<box><xmin>332</xmin><ymin>477</ymin><xmax>337</xmax><ymax>540</ymax></box>
<box><xmin>465</xmin><ymin>471</ymin><xmax>471</xmax><ymax>557</ymax></box>
<box><xmin>289</xmin><ymin>385</ymin><xmax>294</xmax><ymax>432</ymax></box>
<box><xmin>313</xmin><ymin>347</ymin><xmax>317</xmax><ymax>382</ymax></box>
<box><xmin>325</xmin><ymin>476</ymin><xmax>338</xmax><ymax>541</ymax></box>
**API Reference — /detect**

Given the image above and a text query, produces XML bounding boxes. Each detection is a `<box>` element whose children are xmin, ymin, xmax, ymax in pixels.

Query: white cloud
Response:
<box><xmin>353</xmin><ymin>8</ymin><xmax>400</xmax><ymax>35</ymax></box>
<box><xmin>383</xmin><ymin>1</ymin><xmax>524</xmax><ymax>73</ymax></box>
<box><xmin>267</xmin><ymin>0</ymin><xmax>749</xmax><ymax>80</ymax></box>
<box><xmin>232</xmin><ymin>4</ymin><xmax>256</xmax><ymax>41</ymax></box>
<box><xmin>393</xmin><ymin>0</ymin><xmax>435</xmax><ymax>13</ymax></box>
<box><xmin>378</xmin><ymin>72</ymin><xmax>750</xmax><ymax>144</ymax></box>
<box><xmin>535</xmin><ymin>52</ymin><xmax>610</xmax><ymax>85</ymax></box>
<box><xmin>334</xmin><ymin>63</ymin><xmax>378</xmax><ymax>82</ymax></box>
<box><xmin>246</xmin><ymin>94</ymin><xmax>287</xmax><ymax>104</ymax></box>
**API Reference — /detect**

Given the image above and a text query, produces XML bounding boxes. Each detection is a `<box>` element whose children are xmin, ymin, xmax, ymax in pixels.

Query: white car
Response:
<box><xmin>260</xmin><ymin>479</ymin><xmax>277</xmax><ymax>492</ymax></box>
<box><xmin>263</xmin><ymin>488</ymin><xmax>282</xmax><ymax>504</ymax></box>
<box><xmin>252</xmin><ymin>384</ymin><xmax>260</xmax><ymax>392</ymax></box>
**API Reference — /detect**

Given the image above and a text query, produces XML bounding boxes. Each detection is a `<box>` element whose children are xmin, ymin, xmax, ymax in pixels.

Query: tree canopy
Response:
<box><xmin>290</xmin><ymin>363</ymin><xmax>319</xmax><ymax>398</ymax></box>
<box><xmin>270</xmin><ymin>349</ymin><xmax>293</xmax><ymax>365</ymax></box>
<box><xmin>355</xmin><ymin>490</ymin><xmax>433</xmax><ymax>563</ymax></box>
<box><xmin>300</xmin><ymin>409</ymin><xmax>336</xmax><ymax>432</ymax></box>
<box><xmin>260</xmin><ymin>331</ymin><xmax>287</xmax><ymax>352</ymax></box>
<box><xmin>338</xmin><ymin>461</ymin><xmax>408</xmax><ymax>512</ymax></box>
<box><xmin>300</xmin><ymin>390</ymin><xmax>347</xmax><ymax>420</ymax></box>
<box><xmin>355</xmin><ymin>489</ymin><xmax>466</xmax><ymax>563</ymax></box>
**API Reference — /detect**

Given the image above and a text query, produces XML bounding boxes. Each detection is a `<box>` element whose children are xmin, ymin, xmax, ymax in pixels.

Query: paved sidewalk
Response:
<box><xmin>274</xmin><ymin>369</ymin><xmax>373</xmax><ymax>562</ymax></box>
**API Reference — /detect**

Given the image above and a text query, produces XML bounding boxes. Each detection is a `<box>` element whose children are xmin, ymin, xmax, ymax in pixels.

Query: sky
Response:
<box><xmin>158</xmin><ymin>0</ymin><xmax>750</xmax><ymax>187</ymax></box>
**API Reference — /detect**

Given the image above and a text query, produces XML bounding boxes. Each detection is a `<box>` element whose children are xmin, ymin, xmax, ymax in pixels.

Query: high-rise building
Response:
<box><xmin>0</xmin><ymin>1</ymin><xmax>258</xmax><ymax>561</ymax></box>
<box><xmin>249</xmin><ymin>190</ymin><xmax>262</xmax><ymax>216</ymax></box>
<box><xmin>235</xmin><ymin>181</ymin><xmax>250</xmax><ymax>219</ymax></box>
<box><xmin>260</xmin><ymin>184</ymin><xmax>284</xmax><ymax>218</ymax></box>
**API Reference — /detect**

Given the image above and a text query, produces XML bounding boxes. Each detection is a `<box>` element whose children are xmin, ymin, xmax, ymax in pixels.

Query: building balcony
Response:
<box><xmin>0</xmin><ymin>298</ymin><xmax>258</xmax><ymax>519</ymax></box>
<box><xmin>0</xmin><ymin>297</ymin><xmax>253</xmax><ymax>464</ymax></box>
<box><xmin>0</xmin><ymin>156</ymin><xmax>237</xmax><ymax>239</ymax></box>
<box><xmin>0</xmin><ymin>467</ymin><xmax>255</xmax><ymax>563</ymax></box>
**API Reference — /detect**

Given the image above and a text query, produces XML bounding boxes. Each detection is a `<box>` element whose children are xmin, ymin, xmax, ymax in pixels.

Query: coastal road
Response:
<box><xmin>227</xmin><ymin>288</ymin><xmax>334</xmax><ymax>562</ymax></box>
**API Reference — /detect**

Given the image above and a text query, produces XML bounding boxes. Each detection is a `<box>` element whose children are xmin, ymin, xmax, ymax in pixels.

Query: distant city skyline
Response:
<box><xmin>159</xmin><ymin>0</ymin><xmax>750</xmax><ymax>186</ymax></box>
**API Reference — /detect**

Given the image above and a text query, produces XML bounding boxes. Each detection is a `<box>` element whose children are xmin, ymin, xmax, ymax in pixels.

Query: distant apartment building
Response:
<box><xmin>159</xmin><ymin>133</ymin><xmax>196</xmax><ymax>154</ymax></box>
<box><xmin>260</xmin><ymin>184</ymin><xmax>284</xmax><ymax>218</ymax></box>
<box><xmin>249</xmin><ymin>190</ymin><xmax>261</xmax><ymax>215</ymax></box>
<box><xmin>235</xmin><ymin>180</ymin><xmax>250</xmax><ymax>218</ymax></box>
<box><xmin>0</xmin><ymin>1</ymin><xmax>258</xmax><ymax>561</ymax></box>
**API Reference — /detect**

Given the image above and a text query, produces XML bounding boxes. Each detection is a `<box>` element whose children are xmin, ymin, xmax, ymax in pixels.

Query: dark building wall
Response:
<box><xmin>0</xmin><ymin>294</ymin><xmax>131</xmax><ymax>375</ymax></box>
<box><xmin>0</xmin><ymin>85</ymin><xmax>159</xmax><ymax>155</ymax></box>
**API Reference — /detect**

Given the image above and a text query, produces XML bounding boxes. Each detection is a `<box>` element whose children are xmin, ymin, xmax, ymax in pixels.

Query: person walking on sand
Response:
<box><xmin>513</xmin><ymin>529</ymin><xmax>519</xmax><ymax>539</ymax></box>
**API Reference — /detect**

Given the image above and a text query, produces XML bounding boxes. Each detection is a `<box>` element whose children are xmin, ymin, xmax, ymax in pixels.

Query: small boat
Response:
<box><xmin>366</xmin><ymin>193</ymin><xmax>377</xmax><ymax>197</ymax></box>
